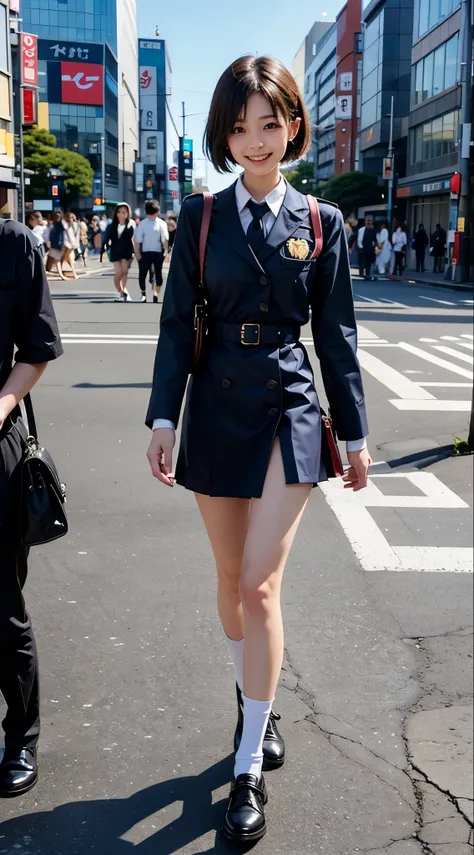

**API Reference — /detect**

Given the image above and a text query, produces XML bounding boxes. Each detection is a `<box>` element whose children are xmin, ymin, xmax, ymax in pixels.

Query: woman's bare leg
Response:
<box><xmin>194</xmin><ymin>493</ymin><xmax>249</xmax><ymax>641</ymax></box>
<box><xmin>241</xmin><ymin>438</ymin><xmax>311</xmax><ymax>701</ymax></box>
<box><xmin>113</xmin><ymin>261</ymin><xmax>123</xmax><ymax>294</ymax></box>
<box><xmin>120</xmin><ymin>258</ymin><xmax>130</xmax><ymax>293</ymax></box>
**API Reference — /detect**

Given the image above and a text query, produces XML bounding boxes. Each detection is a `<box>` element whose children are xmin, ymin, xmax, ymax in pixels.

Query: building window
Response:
<box><xmin>360</xmin><ymin>9</ymin><xmax>383</xmax><ymax>130</ymax></box>
<box><xmin>411</xmin><ymin>110</ymin><xmax>459</xmax><ymax>163</ymax></box>
<box><xmin>0</xmin><ymin>3</ymin><xmax>8</xmax><ymax>74</ymax></box>
<box><xmin>413</xmin><ymin>34</ymin><xmax>459</xmax><ymax>106</ymax></box>
<box><xmin>417</xmin><ymin>0</ymin><xmax>460</xmax><ymax>39</ymax></box>
<box><xmin>354</xmin><ymin>33</ymin><xmax>363</xmax><ymax>53</ymax></box>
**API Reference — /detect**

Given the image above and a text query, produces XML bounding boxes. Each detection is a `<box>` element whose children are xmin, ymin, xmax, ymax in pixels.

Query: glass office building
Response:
<box><xmin>22</xmin><ymin>0</ymin><xmax>120</xmax><ymax>207</ymax></box>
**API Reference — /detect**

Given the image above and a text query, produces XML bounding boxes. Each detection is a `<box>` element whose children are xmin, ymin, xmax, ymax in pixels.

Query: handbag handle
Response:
<box><xmin>306</xmin><ymin>195</ymin><xmax>323</xmax><ymax>260</ymax></box>
<box><xmin>199</xmin><ymin>192</ymin><xmax>214</xmax><ymax>285</ymax></box>
<box><xmin>23</xmin><ymin>393</ymin><xmax>38</xmax><ymax>441</ymax></box>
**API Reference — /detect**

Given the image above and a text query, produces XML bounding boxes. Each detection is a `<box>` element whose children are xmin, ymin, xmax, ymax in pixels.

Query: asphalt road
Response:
<box><xmin>0</xmin><ymin>261</ymin><xmax>472</xmax><ymax>855</ymax></box>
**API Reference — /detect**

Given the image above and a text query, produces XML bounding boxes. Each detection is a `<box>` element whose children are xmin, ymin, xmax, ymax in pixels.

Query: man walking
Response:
<box><xmin>134</xmin><ymin>201</ymin><xmax>169</xmax><ymax>303</ymax></box>
<box><xmin>357</xmin><ymin>217</ymin><xmax>377</xmax><ymax>280</ymax></box>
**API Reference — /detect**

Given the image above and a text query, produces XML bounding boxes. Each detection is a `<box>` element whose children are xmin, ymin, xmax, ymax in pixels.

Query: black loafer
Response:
<box><xmin>223</xmin><ymin>773</ymin><xmax>267</xmax><ymax>843</ymax></box>
<box><xmin>234</xmin><ymin>684</ymin><xmax>286</xmax><ymax>770</ymax></box>
<box><xmin>0</xmin><ymin>747</ymin><xmax>38</xmax><ymax>798</ymax></box>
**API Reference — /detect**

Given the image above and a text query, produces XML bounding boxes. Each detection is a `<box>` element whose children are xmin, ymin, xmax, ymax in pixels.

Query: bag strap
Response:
<box><xmin>23</xmin><ymin>393</ymin><xmax>38</xmax><ymax>441</ymax></box>
<box><xmin>306</xmin><ymin>195</ymin><xmax>323</xmax><ymax>260</ymax></box>
<box><xmin>199</xmin><ymin>192</ymin><xmax>214</xmax><ymax>285</ymax></box>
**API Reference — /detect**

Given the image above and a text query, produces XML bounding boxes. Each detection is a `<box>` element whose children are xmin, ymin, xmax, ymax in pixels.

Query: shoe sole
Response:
<box><xmin>0</xmin><ymin>773</ymin><xmax>38</xmax><ymax>798</ymax></box>
<box><xmin>263</xmin><ymin>755</ymin><xmax>285</xmax><ymax>771</ymax></box>
<box><xmin>223</xmin><ymin>822</ymin><xmax>267</xmax><ymax>843</ymax></box>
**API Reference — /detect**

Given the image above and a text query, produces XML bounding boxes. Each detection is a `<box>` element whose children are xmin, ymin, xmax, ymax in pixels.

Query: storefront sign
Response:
<box><xmin>61</xmin><ymin>62</ymin><xmax>103</xmax><ymax>105</ymax></box>
<box><xmin>22</xmin><ymin>88</ymin><xmax>36</xmax><ymax>125</ymax></box>
<box><xmin>21</xmin><ymin>33</ymin><xmax>38</xmax><ymax>87</ymax></box>
<box><xmin>140</xmin><ymin>95</ymin><xmax>158</xmax><ymax>130</ymax></box>
<box><xmin>335</xmin><ymin>95</ymin><xmax>352</xmax><ymax>120</ymax></box>
<box><xmin>457</xmin><ymin>217</ymin><xmax>465</xmax><ymax>232</ymax></box>
<box><xmin>38</xmin><ymin>40</ymin><xmax>104</xmax><ymax>64</ymax></box>
<box><xmin>140</xmin><ymin>66</ymin><xmax>157</xmax><ymax>96</ymax></box>
<box><xmin>339</xmin><ymin>72</ymin><xmax>352</xmax><ymax>92</ymax></box>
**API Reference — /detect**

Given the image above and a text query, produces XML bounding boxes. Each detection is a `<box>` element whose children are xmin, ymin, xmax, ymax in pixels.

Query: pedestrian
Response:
<box><xmin>134</xmin><ymin>201</ymin><xmax>169</xmax><ymax>303</ymax></box>
<box><xmin>357</xmin><ymin>216</ymin><xmax>377</xmax><ymax>279</ymax></box>
<box><xmin>62</xmin><ymin>212</ymin><xmax>80</xmax><ymax>280</ymax></box>
<box><xmin>99</xmin><ymin>211</ymin><xmax>111</xmax><ymax>236</ymax></box>
<box><xmin>146</xmin><ymin>54</ymin><xmax>370</xmax><ymax>844</ymax></box>
<box><xmin>431</xmin><ymin>223</ymin><xmax>446</xmax><ymax>273</ymax></box>
<box><xmin>47</xmin><ymin>211</ymin><xmax>67</xmax><ymax>280</ymax></box>
<box><xmin>102</xmin><ymin>202</ymin><xmax>135</xmax><ymax>302</ymax></box>
<box><xmin>413</xmin><ymin>223</ymin><xmax>429</xmax><ymax>272</ymax></box>
<box><xmin>167</xmin><ymin>212</ymin><xmax>178</xmax><ymax>251</ymax></box>
<box><xmin>26</xmin><ymin>211</ymin><xmax>47</xmax><ymax>258</ymax></box>
<box><xmin>392</xmin><ymin>222</ymin><xmax>408</xmax><ymax>276</ymax></box>
<box><xmin>89</xmin><ymin>215</ymin><xmax>102</xmax><ymax>254</ymax></box>
<box><xmin>376</xmin><ymin>220</ymin><xmax>392</xmax><ymax>276</ymax></box>
<box><xmin>78</xmin><ymin>217</ymin><xmax>89</xmax><ymax>267</ymax></box>
<box><xmin>0</xmin><ymin>216</ymin><xmax>63</xmax><ymax>797</ymax></box>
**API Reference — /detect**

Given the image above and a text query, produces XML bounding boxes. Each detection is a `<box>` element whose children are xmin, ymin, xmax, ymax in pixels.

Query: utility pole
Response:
<box><xmin>387</xmin><ymin>95</ymin><xmax>394</xmax><ymax>231</ymax></box>
<box><xmin>455</xmin><ymin>0</ymin><xmax>472</xmax><ymax>283</ymax></box>
<box><xmin>178</xmin><ymin>101</ymin><xmax>186</xmax><ymax>204</ymax></box>
<box><xmin>100</xmin><ymin>134</ymin><xmax>106</xmax><ymax>207</ymax></box>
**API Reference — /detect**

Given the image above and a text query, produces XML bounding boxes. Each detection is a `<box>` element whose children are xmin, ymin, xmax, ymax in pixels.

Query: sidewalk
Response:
<box><xmin>390</xmin><ymin>268</ymin><xmax>474</xmax><ymax>292</ymax></box>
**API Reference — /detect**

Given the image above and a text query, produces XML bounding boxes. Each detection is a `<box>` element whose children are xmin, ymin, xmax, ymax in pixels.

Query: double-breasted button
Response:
<box><xmin>266</xmin><ymin>379</ymin><xmax>278</xmax><ymax>390</ymax></box>
<box><xmin>260</xmin><ymin>275</ymin><xmax>268</xmax><ymax>285</ymax></box>
<box><xmin>221</xmin><ymin>379</ymin><xmax>231</xmax><ymax>389</ymax></box>
<box><xmin>260</xmin><ymin>301</ymin><xmax>269</xmax><ymax>313</ymax></box>
<box><xmin>268</xmin><ymin>408</ymin><xmax>279</xmax><ymax>417</ymax></box>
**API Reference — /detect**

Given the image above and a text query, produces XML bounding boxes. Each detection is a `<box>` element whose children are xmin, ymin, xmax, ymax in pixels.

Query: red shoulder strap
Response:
<box><xmin>306</xmin><ymin>195</ymin><xmax>323</xmax><ymax>260</ymax></box>
<box><xmin>199</xmin><ymin>192</ymin><xmax>213</xmax><ymax>284</ymax></box>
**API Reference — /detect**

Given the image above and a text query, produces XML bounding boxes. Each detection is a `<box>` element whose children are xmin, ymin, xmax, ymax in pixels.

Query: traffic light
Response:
<box><xmin>94</xmin><ymin>197</ymin><xmax>103</xmax><ymax>206</ymax></box>
<box><xmin>52</xmin><ymin>185</ymin><xmax>59</xmax><ymax>197</ymax></box>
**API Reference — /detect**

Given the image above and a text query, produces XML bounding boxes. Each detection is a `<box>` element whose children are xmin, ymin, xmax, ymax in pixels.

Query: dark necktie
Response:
<box><xmin>246</xmin><ymin>200</ymin><xmax>270</xmax><ymax>258</ymax></box>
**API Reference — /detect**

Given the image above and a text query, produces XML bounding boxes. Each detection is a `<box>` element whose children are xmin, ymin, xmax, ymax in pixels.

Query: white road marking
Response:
<box><xmin>61</xmin><ymin>333</ymin><xmax>158</xmax><ymax>339</ymax></box>
<box><xmin>457</xmin><ymin>341</ymin><xmax>474</xmax><ymax>350</ymax></box>
<box><xmin>419</xmin><ymin>337</ymin><xmax>438</xmax><ymax>343</ymax></box>
<box><xmin>433</xmin><ymin>345</ymin><xmax>473</xmax><ymax>365</ymax></box>
<box><xmin>419</xmin><ymin>296</ymin><xmax>456</xmax><ymax>306</ymax></box>
<box><xmin>356</xmin><ymin>325</ymin><xmax>380</xmax><ymax>339</ymax></box>
<box><xmin>362</xmin><ymin>472</ymin><xmax>468</xmax><ymax>509</ymax></box>
<box><xmin>461</xmin><ymin>334</ymin><xmax>473</xmax><ymax>340</ymax></box>
<box><xmin>357</xmin><ymin>349</ymin><xmax>435</xmax><ymax>399</ymax></box>
<box><xmin>390</xmin><ymin>399</ymin><xmax>471</xmax><ymax>411</ymax></box>
<box><xmin>62</xmin><ymin>339</ymin><xmax>156</xmax><ymax>345</ymax></box>
<box><xmin>419</xmin><ymin>382</ymin><xmax>472</xmax><ymax>387</ymax></box>
<box><xmin>440</xmin><ymin>335</ymin><xmax>461</xmax><ymax>341</ymax></box>
<box><xmin>398</xmin><ymin>342</ymin><xmax>473</xmax><ymax>379</ymax></box>
<box><xmin>354</xmin><ymin>294</ymin><xmax>380</xmax><ymax>303</ymax></box>
<box><xmin>320</xmin><ymin>475</ymin><xmax>472</xmax><ymax>573</ymax></box>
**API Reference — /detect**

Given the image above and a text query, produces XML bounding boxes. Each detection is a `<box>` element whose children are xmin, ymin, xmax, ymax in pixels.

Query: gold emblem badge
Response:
<box><xmin>287</xmin><ymin>238</ymin><xmax>310</xmax><ymax>260</ymax></box>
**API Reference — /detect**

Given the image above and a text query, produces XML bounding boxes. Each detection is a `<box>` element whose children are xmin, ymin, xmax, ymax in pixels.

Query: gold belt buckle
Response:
<box><xmin>240</xmin><ymin>323</ymin><xmax>261</xmax><ymax>345</ymax></box>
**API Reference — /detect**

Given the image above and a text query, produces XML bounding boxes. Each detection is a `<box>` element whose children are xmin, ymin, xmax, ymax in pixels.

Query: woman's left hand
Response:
<box><xmin>343</xmin><ymin>448</ymin><xmax>372</xmax><ymax>491</ymax></box>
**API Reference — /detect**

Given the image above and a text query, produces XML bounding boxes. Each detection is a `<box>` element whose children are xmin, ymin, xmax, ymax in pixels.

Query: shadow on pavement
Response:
<box><xmin>0</xmin><ymin>755</ymin><xmax>258</xmax><ymax>854</ymax></box>
<box><xmin>73</xmin><ymin>382</ymin><xmax>152</xmax><ymax>389</ymax></box>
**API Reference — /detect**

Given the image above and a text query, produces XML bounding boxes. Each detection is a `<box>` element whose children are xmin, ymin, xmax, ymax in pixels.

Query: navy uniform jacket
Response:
<box><xmin>146</xmin><ymin>180</ymin><xmax>368</xmax><ymax>498</ymax></box>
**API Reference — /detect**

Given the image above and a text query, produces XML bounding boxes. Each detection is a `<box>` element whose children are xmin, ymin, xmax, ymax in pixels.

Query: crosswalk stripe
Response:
<box><xmin>390</xmin><ymin>399</ymin><xmax>471</xmax><ymax>412</ymax></box>
<box><xmin>398</xmin><ymin>342</ymin><xmax>473</xmax><ymax>379</ymax></box>
<box><xmin>357</xmin><ymin>350</ymin><xmax>435</xmax><ymax>399</ymax></box>
<box><xmin>61</xmin><ymin>333</ymin><xmax>158</xmax><ymax>339</ymax></box>
<box><xmin>457</xmin><ymin>341</ymin><xmax>474</xmax><ymax>350</ymax></box>
<box><xmin>433</xmin><ymin>345</ymin><xmax>473</xmax><ymax>365</ymax></box>
<box><xmin>419</xmin><ymin>296</ymin><xmax>456</xmax><ymax>306</ymax></box>
<box><xmin>461</xmin><ymin>334</ymin><xmax>473</xmax><ymax>340</ymax></box>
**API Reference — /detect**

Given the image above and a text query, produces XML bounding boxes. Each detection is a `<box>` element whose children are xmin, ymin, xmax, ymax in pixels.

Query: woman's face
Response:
<box><xmin>227</xmin><ymin>91</ymin><xmax>300</xmax><ymax>177</ymax></box>
<box><xmin>167</xmin><ymin>217</ymin><xmax>177</xmax><ymax>231</ymax></box>
<box><xmin>116</xmin><ymin>206</ymin><xmax>128</xmax><ymax>224</ymax></box>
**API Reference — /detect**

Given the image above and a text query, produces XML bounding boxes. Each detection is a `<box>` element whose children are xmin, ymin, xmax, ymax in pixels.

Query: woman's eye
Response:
<box><xmin>264</xmin><ymin>122</ymin><xmax>280</xmax><ymax>130</ymax></box>
<box><xmin>232</xmin><ymin>126</ymin><xmax>244</xmax><ymax>134</ymax></box>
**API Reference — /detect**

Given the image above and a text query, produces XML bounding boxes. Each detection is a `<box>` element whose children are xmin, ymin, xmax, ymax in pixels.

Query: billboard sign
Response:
<box><xmin>335</xmin><ymin>95</ymin><xmax>352</xmax><ymax>120</ymax></box>
<box><xmin>140</xmin><ymin>66</ymin><xmax>157</xmax><ymax>96</ymax></box>
<box><xmin>61</xmin><ymin>62</ymin><xmax>103</xmax><ymax>105</ymax></box>
<box><xmin>21</xmin><ymin>33</ymin><xmax>38</xmax><ymax>87</ymax></box>
<box><xmin>39</xmin><ymin>39</ymin><xmax>104</xmax><ymax>64</ymax></box>
<box><xmin>140</xmin><ymin>95</ymin><xmax>158</xmax><ymax>130</ymax></box>
<box><xmin>22</xmin><ymin>88</ymin><xmax>36</xmax><ymax>125</ymax></box>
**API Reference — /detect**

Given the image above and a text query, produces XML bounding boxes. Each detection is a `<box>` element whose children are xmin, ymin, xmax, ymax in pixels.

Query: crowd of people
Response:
<box><xmin>25</xmin><ymin>203</ymin><xmax>179</xmax><ymax>302</ymax></box>
<box><xmin>344</xmin><ymin>216</ymin><xmax>448</xmax><ymax>280</ymax></box>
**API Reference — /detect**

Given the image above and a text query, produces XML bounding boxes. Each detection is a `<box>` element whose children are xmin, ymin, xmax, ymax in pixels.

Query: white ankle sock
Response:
<box><xmin>225</xmin><ymin>635</ymin><xmax>244</xmax><ymax>691</ymax></box>
<box><xmin>234</xmin><ymin>694</ymin><xmax>273</xmax><ymax>779</ymax></box>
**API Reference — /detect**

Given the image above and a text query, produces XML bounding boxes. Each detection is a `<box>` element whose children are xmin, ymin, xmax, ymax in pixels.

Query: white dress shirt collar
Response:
<box><xmin>235</xmin><ymin>174</ymin><xmax>287</xmax><ymax>219</ymax></box>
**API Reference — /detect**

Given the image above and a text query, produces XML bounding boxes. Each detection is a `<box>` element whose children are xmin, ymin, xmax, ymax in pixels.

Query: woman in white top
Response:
<box><xmin>376</xmin><ymin>220</ymin><xmax>392</xmax><ymax>275</ymax></box>
<box><xmin>392</xmin><ymin>223</ymin><xmax>407</xmax><ymax>276</ymax></box>
<box><xmin>63</xmin><ymin>212</ymin><xmax>80</xmax><ymax>280</ymax></box>
<box><xmin>102</xmin><ymin>203</ymin><xmax>136</xmax><ymax>302</ymax></box>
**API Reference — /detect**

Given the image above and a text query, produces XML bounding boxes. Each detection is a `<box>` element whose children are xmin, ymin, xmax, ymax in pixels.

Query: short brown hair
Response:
<box><xmin>204</xmin><ymin>55</ymin><xmax>311</xmax><ymax>174</ymax></box>
<box><xmin>145</xmin><ymin>199</ymin><xmax>160</xmax><ymax>215</ymax></box>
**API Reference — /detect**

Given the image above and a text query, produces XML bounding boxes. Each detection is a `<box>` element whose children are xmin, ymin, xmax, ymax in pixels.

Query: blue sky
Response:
<box><xmin>137</xmin><ymin>0</ymin><xmax>338</xmax><ymax>192</ymax></box>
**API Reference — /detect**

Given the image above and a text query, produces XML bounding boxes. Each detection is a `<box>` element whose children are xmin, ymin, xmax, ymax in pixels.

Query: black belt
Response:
<box><xmin>212</xmin><ymin>322</ymin><xmax>300</xmax><ymax>346</ymax></box>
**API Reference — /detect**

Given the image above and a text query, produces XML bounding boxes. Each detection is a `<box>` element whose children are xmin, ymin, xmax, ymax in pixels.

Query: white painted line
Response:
<box><xmin>356</xmin><ymin>342</ymin><xmax>395</xmax><ymax>347</ymax></box>
<box><xmin>419</xmin><ymin>338</ymin><xmax>438</xmax><ymax>343</ymax></box>
<box><xmin>62</xmin><ymin>339</ymin><xmax>156</xmax><ymax>345</ymax></box>
<box><xmin>319</xmin><ymin>478</ymin><xmax>473</xmax><ymax>573</ymax></box>
<box><xmin>357</xmin><ymin>349</ymin><xmax>435</xmax><ymax>399</ymax></box>
<box><xmin>54</xmin><ymin>290</ymin><xmax>114</xmax><ymax>295</ymax></box>
<box><xmin>457</xmin><ymin>341</ymin><xmax>474</xmax><ymax>350</ymax></box>
<box><xmin>360</xmin><ymin>472</ymin><xmax>469</xmax><ymax>509</ymax></box>
<box><xmin>354</xmin><ymin>294</ymin><xmax>380</xmax><ymax>303</ymax></box>
<box><xmin>356</xmin><ymin>325</ymin><xmax>380</xmax><ymax>339</ymax></box>
<box><xmin>398</xmin><ymin>342</ymin><xmax>473</xmax><ymax>379</ymax></box>
<box><xmin>61</xmin><ymin>333</ymin><xmax>158</xmax><ymax>339</ymax></box>
<box><xmin>433</xmin><ymin>345</ymin><xmax>473</xmax><ymax>365</ymax></box>
<box><xmin>440</xmin><ymin>335</ymin><xmax>461</xmax><ymax>341</ymax></box>
<box><xmin>419</xmin><ymin>382</ymin><xmax>472</xmax><ymax>387</ymax></box>
<box><xmin>390</xmin><ymin>399</ymin><xmax>471</xmax><ymax>412</ymax></box>
<box><xmin>461</xmin><ymin>334</ymin><xmax>473</xmax><ymax>340</ymax></box>
<box><xmin>419</xmin><ymin>296</ymin><xmax>456</xmax><ymax>306</ymax></box>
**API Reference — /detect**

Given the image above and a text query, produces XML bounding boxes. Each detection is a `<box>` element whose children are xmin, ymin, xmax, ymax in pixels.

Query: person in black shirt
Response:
<box><xmin>0</xmin><ymin>219</ymin><xmax>63</xmax><ymax>797</ymax></box>
<box><xmin>431</xmin><ymin>223</ymin><xmax>447</xmax><ymax>273</ymax></box>
<box><xmin>357</xmin><ymin>217</ymin><xmax>377</xmax><ymax>279</ymax></box>
<box><xmin>102</xmin><ymin>203</ymin><xmax>136</xmax><ymax>302</ymax></box>
<box><xmin>166</xmin><ymin>212</ymin><xmax>178</xmax><ymax>251</ymax></box>
<box><xmin>413</xmin><ymin>223</ymin><xmax>429</xmax><ymax>272</ymax></box>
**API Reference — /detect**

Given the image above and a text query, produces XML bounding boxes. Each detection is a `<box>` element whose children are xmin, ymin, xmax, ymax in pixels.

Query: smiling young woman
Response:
<box><xmin>146</xmin><ymin>55</ymin><xmax>370</xmax><ymax>844</ymax></box>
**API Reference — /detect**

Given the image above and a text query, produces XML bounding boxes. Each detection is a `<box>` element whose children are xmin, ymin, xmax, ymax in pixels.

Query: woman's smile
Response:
<box><xmin>246</xmin><ymin>153</ymin><xmax>272</xmax><ymax>163</ymax></box>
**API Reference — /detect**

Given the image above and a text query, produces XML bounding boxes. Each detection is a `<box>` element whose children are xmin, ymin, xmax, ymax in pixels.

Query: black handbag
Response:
<box><xmin>12</xmin><ymin>394</ymin><xmax>68</xmax><ymax>547</ymax></box>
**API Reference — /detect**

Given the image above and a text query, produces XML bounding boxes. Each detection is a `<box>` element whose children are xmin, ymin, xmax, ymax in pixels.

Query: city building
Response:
<box><xmin>304</xmin><ymin>23</ymin><xmax>337</xmax><ymax>183</ymax></box>
<box><xmin>291</xmin><ymin>40</ymin><xmax>306</xmax><ymax>95</ymax></box>
<box><xmin>397</xmin><ymin>0</ymin><xmax>464</xmax><ymax>249</ymax></box>
<box><xmin>358</xmin><ymin>0</ymin><xmax>414</xmax><ymax>219</ymax></box>
<box><xmin>21</xmin><ymin>0</ymin><xmax>139</xmax><ymax>211</ymax></box>
<box><xmin>137</xmin><ymin>37</ymin><xmax>170</xmax><ymax>211</ymax></box>
<box><xmin>334</xmin><ymin>0</ymin><xmax>363</xmax><ymax>175</ymax></box>
<box><xmin>0</xmin><ymin>0</ymin><xmax>17</xmax><ymax>214</ymax></box>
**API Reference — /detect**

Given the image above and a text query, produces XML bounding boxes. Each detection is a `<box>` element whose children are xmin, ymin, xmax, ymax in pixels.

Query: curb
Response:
<box><xmin>388</xmin><ymin>274</ymin><xmax>474</xmax><ymax>293</ymax></box>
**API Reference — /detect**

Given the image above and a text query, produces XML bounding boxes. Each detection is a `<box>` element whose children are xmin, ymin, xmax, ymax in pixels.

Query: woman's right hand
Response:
<box><xmin>146</xmin><ymin>428</ymin><xmax>176</xmax><ymax>487</ymax></box>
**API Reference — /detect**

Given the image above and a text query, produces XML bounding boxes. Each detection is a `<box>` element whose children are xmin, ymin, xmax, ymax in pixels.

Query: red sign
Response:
<box><xmin>10</xmin><ymin>0</ymin><xmax>20</xmax><ymax>12</ymax></box>
<box><xmin>171</xmin><ymin>190</ymin><xmax>178</xmax><ymax>199</ymax></box>
<box><xmin>61</xmin><ymin>62</ymin><xmax>103</xmax><ymax>106</ymax></box>
<box><xmin>21</xmin><ymin>33</ymin><xmax>38</xmax><ymax>87</ymax></box>
<box><xmin>169</xmin><ymin>166</ymin><xmax>178</xmax><ymax>181</ymax></box>
<box><xmin>22</xmin><ymin>88</ymin><xmax>36</xmax><ymax>125</ymax></box>
<box><xmin>450</xmin><ymin>172</ymin><xmax>461</xmax><ymax>197</ymax></box>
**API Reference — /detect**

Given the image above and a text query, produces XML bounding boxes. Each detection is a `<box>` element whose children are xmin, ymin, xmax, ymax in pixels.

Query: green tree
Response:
<box><xmin>23</xmin><ymin>126</ymin><xmax>94</xmax><ymax>204</ymax></box>
<box><xmin>322</xmin><ymin>171</ymin><xmax>382</xmax><ymax>218</ymax></box>
<box><xmin>285</xmin><ymin>160</ymin><xmax>316</xmax><ymax>194</ymax></box>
